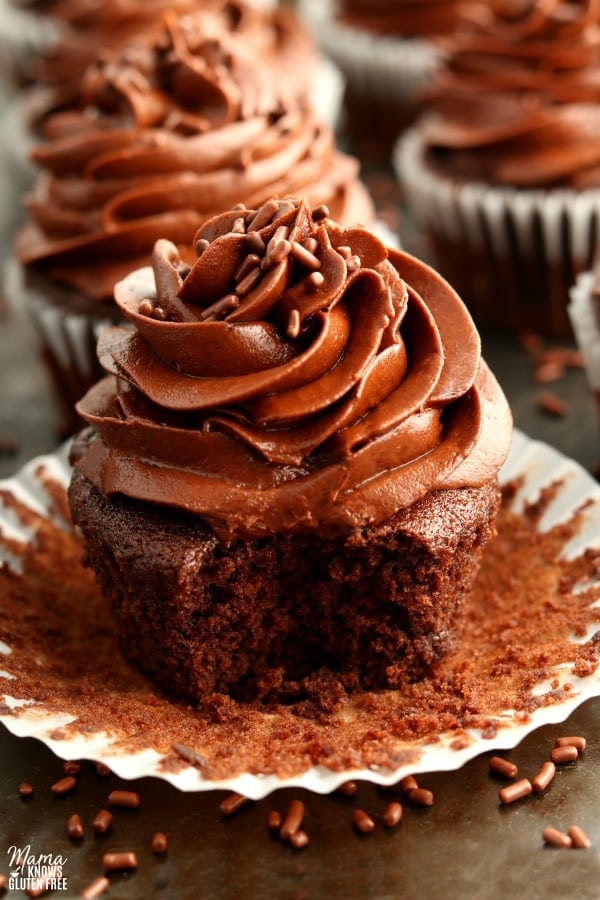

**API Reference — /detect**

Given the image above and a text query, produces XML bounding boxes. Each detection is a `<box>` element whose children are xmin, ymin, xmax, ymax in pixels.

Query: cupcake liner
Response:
<box><xmin>299</xmin><ymin>0</ymin><xmax>439</xmax><ymax>103</ymax></box>
<box><xmin>298</xmin><ymin>0</ymin><xmax>439</xmax><ymax>159</ymax></box>
<box><xmin>394</xmin><ymin>129</ymin><xmax>600</xmax><ymax>336</ymax></box>
<box><xmin>3</xmin><ymin>261</ymin><xmax>118</xmax><ymax>428</ymax></box>
<box><xmin>569</xmin><ymin>270</ymin><xmax>600</xmax><ymax>394</ymax></box>
<box><xmin>1</xmin><ymin>430</ymin><xmax>600</xmax><ymax>798</ymax></box>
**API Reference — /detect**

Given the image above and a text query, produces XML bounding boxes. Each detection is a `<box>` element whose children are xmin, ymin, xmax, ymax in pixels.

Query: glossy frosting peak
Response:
<box><xmin>422</xmin><ymin>0</ymin><xmax>600</xmax><ymax>187</ymax></box>
<box><xmin>17</xmin><ymin>8</ymin><xmax>372</xmax><ymax>301</ymax></box>
<box><xmin>75</xmin><ymin>198</ymin><xmax>512</xmax><ymax>540</ymax></box>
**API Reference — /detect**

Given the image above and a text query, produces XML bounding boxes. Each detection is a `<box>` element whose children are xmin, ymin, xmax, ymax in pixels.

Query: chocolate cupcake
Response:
<box><xmin>12</xmin><ymin>9</ymin><xmax>374</xmax><ymax>431</ymax></box>
<box><xmin>395</xmin><ymin>0</ymin><xmax>600</xmax><ymax>337</ymax></box>
<box><xmin>68</xmin><ymin>196</ymin><xmax>512</xmax><ymax>707</ymax></box>
<box><xmin>9</xmin><ymin>0</ymin><xmax>314</xmax><ymax>119</ymax></box>
<box><xmin>300</xmin><ymin>0</ymin><xmax>469</xmax><ymax>162</ymax></box>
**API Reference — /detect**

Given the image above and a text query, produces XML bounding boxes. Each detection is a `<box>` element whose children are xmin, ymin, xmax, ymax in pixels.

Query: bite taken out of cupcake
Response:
<box><xmin>12</xmin><ymin>8</ymin><xmax>374</xmax><ymax>431</ymax></box>
<box><xmin>68</xmin><ymin>196</ymin><xmax>512</xmax><ymax>711</ymax></box>
<box><xmin>395</xmin><ymin>0</ymin><xmax>600</xmax><ymax>338</ymax></box>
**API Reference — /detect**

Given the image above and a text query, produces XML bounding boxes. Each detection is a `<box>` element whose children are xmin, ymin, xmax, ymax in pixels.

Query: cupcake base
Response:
<box><xmin>395</xmin><ymin>129</ymin><xmax>600</xmax><ymax>338</ymax></box>
<box><xmin>8</xmin><ymin>265</ymin><xmax>123</xmax><ymax>435</ymax></box>
<box><xmin>69</xmin><ymin>438</ymin><xmax>501</xmax><ymax>709</ymax></box>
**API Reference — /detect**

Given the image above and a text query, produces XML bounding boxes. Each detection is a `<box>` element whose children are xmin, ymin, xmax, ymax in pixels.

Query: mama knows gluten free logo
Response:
<box><xmin>7</xmin><ymin>844</ymin><xmax>68</xmax><ymax>894</ymax></box>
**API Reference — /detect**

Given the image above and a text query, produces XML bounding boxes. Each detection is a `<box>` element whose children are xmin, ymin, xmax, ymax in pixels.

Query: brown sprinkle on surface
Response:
<box><xmin>67</xmin><ymin>813</ymin><xmax>84</xmax><ymax>839</ymax></box>
<box><xmin>353</xmin><ymin>809</ymin><xmax>375</xmax><ymax>834</ymax></box>
<box><xmin>280</xmin><ymin>799</ymin><xmax>305</xmax><ymax>840</ymax></box>
<box><xmin>51</xmin><ymin>776</ymin><xmax>76</xmax><ymax>796</ymax></box>
<box><xmin>382</xmin><ymin>801</ymin><xmax>403</xmax><ymax>828</ymax></box>
<box><xmin>19</xmin><ymin>782</ymin><xmax>34</xmax><ymax>797</ymax></box>
<box><xmin>489</xmin><ymin>756</ymin><xmax>518</xmax><ymax>779</ymax></box>
<box><xmin>80</xmin><ymin>876</ymin><xmax>110</xmax><ymax>898</ymax></box>
<box><xmin>568</xmin><ymin>825</ymin><xmax>591</xmax><ymax>849</ymax></box>
<box><xmin>92</xmin><ymin>809</ymin><xmax>113</xmax><ymax>834</ymax></box>
<box><xmin>151</xmin><ymin>832</ymin><xmax>168</xmax><ymax>853</ymax></box>
<box><xmin>555</xmin><ymin>736</ymin><xmax>586</xmax><ymax>753</ymax></box>
<box><xmin>267</xmin><ymin>810</ymin><xmax>282</xmax><ymax>832</ymax></box>
<box><xmin>102</xmin><ymin>851</ymin><xmax>138</xmax><ymax>871</ymax></box>
<box><xmin>550</xmin><ymin>745</ymin><xmax>578</xmax><ymax>764</ymax></box>
<box><xmin>336</xmin><ymin>781</ymin><xmax>357</xmax><ymax>797</ymax></box>
<box><xmin>542</xmin><ymin>827</ymin><xmax>572</xmax><ymax>848</ymax></box>
<box><xmin>289</xmin><ymin>830</ymin><xmax>309</xmax><ymax>849</ymax></box>
<box><xmin>498</xmin><ymin>778</ymin><xmax>533</xmax><ymax>805</ymax></box>
<box><xmin>532</xmin><ymin>760</ymin><xmax>556</xmax><ymax>793</ymax></box>
<box><xmin>108</xmin><ymin>789</ymin><xmax>140</xmax><ymax>808</ymax></box>
<box><xmin>400</xmin><ymin>775</ymin><xmax>418</xmax><ymax>794</ymax></box>
<box><xmin>407</xmin><ymin>787</ymin><xmax>434</xmax><ymax>807</ymax></box>
<box><xmin>63</xmin><ymin>761</ymin><xmax>80</xmax><ymax>776</ymax></box>
<box><xmin>95</xmin><ymin>763</ymin><xmax>111</xmax><ymax>777</ymax></box>
<box><xmin>537</xmin><ymin>392</ymin><xmax>569</xmax><ymax>417</ymax></box>
<box><xmin>219</xmin><ymin>792</ymin><xmax>250</xmax><ymax>816</ymax></box>
<box><xmin>247</xmin><ymin>199</ymin><xmax>279</xmax><ymax>232</ymax></box>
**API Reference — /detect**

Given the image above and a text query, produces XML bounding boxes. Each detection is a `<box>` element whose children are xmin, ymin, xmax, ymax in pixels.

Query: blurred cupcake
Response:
<box><xmin>395</xmin><ymin>0</ymin><xmax>600</xmax><ymax>338</ymax></box>
<box><xmin>10</xmin><ymin>0</ymin><xmax>319</xmax><ymax>125</ymax></box>
<box><xmin>299</xmin><ymin>0</ymin><xmax>469</xmax><ymax>162</ymax></box>
<box><xmin>12</xmin><ymin>10</ymin><xmax>374</xmax><ymax>431</ymax></box>
<box><xmin>569</xmin><ymin>253</ymin><xmax>600</xmax><ymax>417</ymax></box>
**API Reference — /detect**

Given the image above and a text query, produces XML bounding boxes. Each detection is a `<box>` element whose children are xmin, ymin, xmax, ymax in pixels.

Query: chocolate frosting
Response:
<box><xmin>74</xmin><ymin>198</ymin><xmax>512</xmax><ymax>541</ymax></box>
<box><xmin>17</xmin><ymin>9</ymin><xmax>373</xmax><ymax>301</ymax></box>
<box><xmin>22</xmin><ymin>0</ymin><xmax>316</xmax><ymax>119</ymax></box>
<box><xmin>338</xmin><ymin>0</ymin><xmax>466</xmax><ymax>37</ymax></box>
<box><xmin>421</xmin><ymin>0</ymin><xmax>600</xmax><ymax>187</ymax></box>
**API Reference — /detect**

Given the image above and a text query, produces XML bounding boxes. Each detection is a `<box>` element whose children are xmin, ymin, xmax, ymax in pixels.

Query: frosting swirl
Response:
<box><xmin>20</xmin><ymin>0</ymin><xmax>316</xmax><ymax>119</ymax></box>
<box><xmin>74</xmin><ymin>197</ymin><xmax>512</xmax><ymax>541</ymax></box>
<box><xmin>422</xmin><ymin>0</ymin><xmax>600</xmax><ymax>187</ymax></box>
<box><xmin>17</xmin><ymin>9</ymin><xmax>373</xmax><ymax>301</ymax></box>
<box><xmin>338</xmin><ymin>0</ymin><xmax>466</xmax><ymax>37</ymax></box>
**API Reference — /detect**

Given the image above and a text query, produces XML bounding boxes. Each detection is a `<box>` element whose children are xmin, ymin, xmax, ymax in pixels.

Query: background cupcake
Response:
<box><xmin>10</xmin><ymin>9</ymin><xmax>374</xmax><ymax>431</ymax></box>
<box><xmin>299</xmin><ymin>0</ymin><xmax>471</xmax><ymax>163</ymax></box>
<box><xmin>395</xmin><ymin>0</ymin><xmax>600</xmax><ymax>338</ymax></box>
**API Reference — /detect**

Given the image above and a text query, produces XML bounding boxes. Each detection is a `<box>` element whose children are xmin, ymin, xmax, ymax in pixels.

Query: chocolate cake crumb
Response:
<box><xmin>0</xmin><ymin>472</ymin><xmax>599</xmax><ymax>782</ymax></box>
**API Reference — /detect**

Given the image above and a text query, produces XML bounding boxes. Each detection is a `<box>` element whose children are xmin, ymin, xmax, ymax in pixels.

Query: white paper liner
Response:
<box><xmin>298</xmin><ymin>0</ymin><xmax>439</xmax><ymax>102</ymax></box>
<box><xmin>1</xmin><ymin>430</ymin><xmax>599</xmax><ymax>799</ymax></box>
<box><xmin>0</xmin><ymin>0</ymin><xmax>61</xmax><ymax>72</ymax></box>
<box><xmin>3</xmin><ymin>260</ymin><xmax>114</xmax><ymax>384</ymax></box>
<box><xmin>568</xmin><ymin>270</ymin><xmax>600</xmax><ymax>393</ymax></box>
<box><xmin>394</xmin><ymin>129</ymin><xmax>600</xmax><ymax>265</ymax></box>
